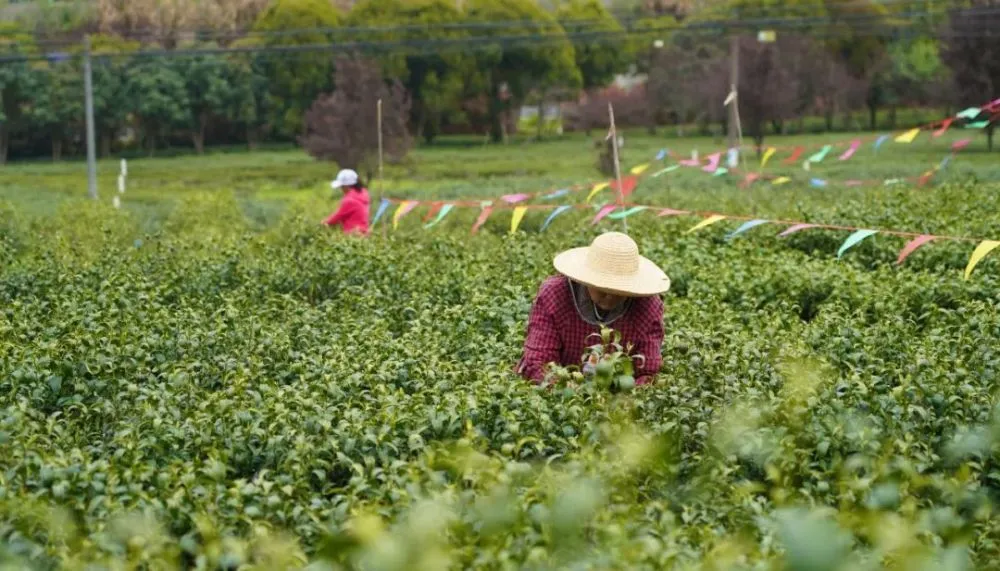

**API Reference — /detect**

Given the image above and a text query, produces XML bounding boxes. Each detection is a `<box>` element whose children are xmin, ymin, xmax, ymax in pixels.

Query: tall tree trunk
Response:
<box><xmin>868</xmin><ymin>104</ymin><xmax>877</xmax><ymax>130</ymax></box>
<box><xmin>52</xmin><ymin>138</ymin><xmax>63</xmax><ymax>161</ymax></box>
<box><xmin>100</xmin><ymin>131</ymin><xmax>112</xmax><ymax>157</ymax></box>
<box><xmin>192</xmin><ymin>113</ymin><xmax>208</xmax><ymax>154</ymax></box>
<box><xmin>889</xmin><ymin>106</ymin><xmax>897</xmax><ymax>129</ymax></box>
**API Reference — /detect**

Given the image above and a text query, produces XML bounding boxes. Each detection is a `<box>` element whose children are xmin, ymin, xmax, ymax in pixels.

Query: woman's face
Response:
<box><xmin>586</xmin><ymin>286</ymin><xmax>626</xmax><ymax>311</ymax></box>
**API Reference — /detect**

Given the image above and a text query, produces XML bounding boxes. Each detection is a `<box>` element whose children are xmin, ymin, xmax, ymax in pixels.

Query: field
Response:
<box><xmin>3</xmin><ymin>128</ymin><xmax>1000</xmax><ymax>570</ymax></box>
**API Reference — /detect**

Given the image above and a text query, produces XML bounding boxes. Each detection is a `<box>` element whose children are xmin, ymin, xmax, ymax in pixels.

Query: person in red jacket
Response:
<box><xmin>517</xmin><ymin>232</ymin><xmax>670</xmax><ymax>386</ymax></box>
<box><xmin>323</xmin><ymin>169</ymin><xmax>370</xmax><ymax>235</ymax></box>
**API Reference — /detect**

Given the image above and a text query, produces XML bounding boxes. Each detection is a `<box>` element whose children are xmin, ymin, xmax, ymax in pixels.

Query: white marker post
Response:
<box><xmin>114</xmin><ymin>159</ymin><xmax>127</xmax><ymax>209</ymax></box>
<box><xmin>608</xmin><ymin>103</ymin><xmax>627</xmax><ymax>233</ymax></box>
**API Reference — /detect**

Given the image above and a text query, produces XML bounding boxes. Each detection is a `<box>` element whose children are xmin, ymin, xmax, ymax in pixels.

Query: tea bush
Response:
<box><xmin>2</xmin><ymin>186</ymin><xmax>1000</xmax><ymax>570</ymax></box>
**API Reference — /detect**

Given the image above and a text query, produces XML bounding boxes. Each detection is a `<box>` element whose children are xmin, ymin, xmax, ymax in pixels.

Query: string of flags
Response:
<box><xmin>363</xmin><ymin>99</ymin><xmax>1000</xmax><ymax>279</ymax></box>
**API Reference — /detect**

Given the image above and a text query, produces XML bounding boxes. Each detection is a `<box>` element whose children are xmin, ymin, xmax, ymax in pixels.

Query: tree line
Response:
<box><xmin>0</xmin><ymin>0</ymin><xmax>997</xmax><ymax>164</ymax></box>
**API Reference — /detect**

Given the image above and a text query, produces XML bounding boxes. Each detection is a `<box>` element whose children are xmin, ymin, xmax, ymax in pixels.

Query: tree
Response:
<box><xmin>733</xmin><ymin>36</ymin><xmax>800</xmax><ymax>154</ymax></box>
<box><xmin>126</xmin><ymin>57</ymin><xmax>190</xmax><ymax>155</ymax></box>
<box><xmin>464</xmin><ymin>0</ymin><xmax>581</xmax><ymax>142</ymax></box>
<box><xmin>346</xmin><ymin>0</ymin><xmax>478</xmax><ymax>143</ymax></box>
<box><xmin>557</xmin><ymin>0</ymin><xmax>630</xmax><ymax>90</ymax></box>
<box><xmin>941</xmin><ymin>1</ymin><xmax>1000</xmax><ymax>151</ymax></box>
<box><xmin>27</xmin><ymin>60</ymin><xmax>84</xmax><ymax>161</ymax></box>
<box><xmin>173</xmin><ymin>47</ymin><xmax>240</xmax><ymax>154</ymax></box>
<box><xmin>248</xmin><ymin>0</ymin><xmax>343</xmax><ymax>139</ymax></box>
<box><xmin>300</xmin><ymin>56</ymin><xmax>412</xmax><ymax>182</ymax></box>
<box><xmin>96</xmin><ymin>0</ymin><xmax>270</xmax><ymax>40</ymax></box>
<box><xmin>228</xmin><ymin>55</ymin><xmax>273</xmax><ymax>150</ymax></box>
<box><xmin>90</xmin><ymin>35</ymin><xmax>141</xmax><ymax>157</ymax></box>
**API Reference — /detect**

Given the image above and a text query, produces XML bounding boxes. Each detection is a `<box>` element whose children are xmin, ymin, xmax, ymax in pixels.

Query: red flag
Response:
<box><xmin>610</xmin><ymin>175</ymin><xmax>638</xmax><ymax>198</ymax></box>
<box><xmin>933</xmin><ymin>118</ymin><xmax>953</xmax><ymax>137</ymax></box>
<box><xmin>740</xmin><ymin>173</ymin><xmax>761</xmax><ymax>188</ymax></box>
<box><xmin>952</xmin><ymin>138</ymin><xmax>972</xmax><ymax>152</ymax></box>
<box><xmin>423</xmin><ymin>201</ymin><xmax>443</xmax><ymax>222</ymax></box>
<box><xmin>782</xmin><ymin>147</ymin><xmax>805</xmax><ymax>165</ymax></box>
<box><xmin>471</xmin><ymin>207</ymin><xmax>493</xmax><ymax>234</ymax></box>
<box><xmin>897</xmin><ymin>235</ymin><xmax>935</xmax><ymax>265</ymax></box>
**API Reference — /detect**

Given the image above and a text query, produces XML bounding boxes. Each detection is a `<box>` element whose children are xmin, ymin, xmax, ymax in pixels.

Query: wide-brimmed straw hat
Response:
<box><xmin>553</xmin><ymin>232</ymin><xmax>670</xmax><ymax>297</ymax></box>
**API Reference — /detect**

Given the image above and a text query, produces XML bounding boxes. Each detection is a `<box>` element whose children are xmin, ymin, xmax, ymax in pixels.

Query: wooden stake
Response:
<box><xmin>608</xmin><ymin>102</ymin><xmax>627</xmax><ymax>233</ymax></box>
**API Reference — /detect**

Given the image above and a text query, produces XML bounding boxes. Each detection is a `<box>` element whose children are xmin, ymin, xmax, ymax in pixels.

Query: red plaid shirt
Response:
<box><xmin>517</xmin><ymin>276</ymin><xmax>664</xmax><ymax>385</ymax></box>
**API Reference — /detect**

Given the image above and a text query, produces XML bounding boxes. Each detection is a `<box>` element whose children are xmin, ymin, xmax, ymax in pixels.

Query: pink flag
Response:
<box><xmin>778</xmin><ymin>223</ymin><xmax>818</xmax><ymax>237</ymax></box>
<box><xmin>657</xmin><ymin>208</ymin><xmax>689</xmax><ymax>217</ymax></box>
<box><xmin>933</xmin><ymin>118</ymin><xmax>953</xmax><ymax>137</ymax></box>
<box><xmin>501</xmin><ymin>193</ymin><xmax>530</xmax><ymax>204</ymax></box>
<box><xmin>679</xmin><ymin>158</ymin><xmax>701</xmax><ymax>167</ymax></box>
<box><xmin>471</xmin><ymin>207</ymin><xmax>493</xmax><ymax>234</ymax></box>
<box><xmin>740</xmin><ymin>173</ymin><xmax>761</xmax><ymax>188</ymax></box>
<box><xmin>782</xmin><ymin>147</ymin><xmax>805</xmax><ymax>165</ymax></box>
<box><xmin>897</xmin><ymin>235</ymin><xmax>935</xmax><ymax>265</ymax></box>
<box><xmin>701</xmin><ymin>153</ymin><xmax>721</xmax><ymax>173</ymax></box>
<box><xmin>610</xmin><ymin>175</ymin><xmax>638</xmax><ymax>198</ymax></box>
<box><xmin>952</xmin><ymin>138</ymin><xmax>972</xmax><ymax>152</ymax></box>
<box><xmin>592</xmin><ymin>204</ymin><xmax>617</xmax><ymax>224</ymax></box>
<box><xmin>838</xmin><ymin>140</ymin><xmax>861</xmax><ymax>161</ymax></box>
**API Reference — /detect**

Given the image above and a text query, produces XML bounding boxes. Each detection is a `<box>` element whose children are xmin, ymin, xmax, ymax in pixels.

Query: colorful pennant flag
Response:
<box><xmin>631</xmin><ymin>163</ymin><xmax>651</xmax><ymax>175</ymax></box>
<box><xmin>540</xmin><ymin>205</ymin><xmax>573</xmax><ymax>231</ymax></box>
<box><xmin>874</xmin><ymin>134</ymin><xmax>890</xmax><ymax>150</ymax></box>
<box><xmin>895</xmin><ymin>128</ymin><xmax>920</xmax><ymax>143</ymax></box>
<box><xmin>679</xmin><ymin>157</ymin><xmax>701</xmax><ymax>167</ymax></box>
<box><xmin>501</xmin><ymin>193</ymin><xmax>530</xmax><ymax>204</ymax></box>
<box><xmin>965</xmin><ymin>240</ymin><xmax>1000</xmax><ymax>280</ymax></box>
<box><xmin>658</xmin><ymin>208</ymin><xmax>688</xmax><ymax>217</ymax></box>
<box><xmin>655</xmin><ymin>149</ymin><xmax>668</xmax><ymax>161</ymax></box>
<box><xmin>779</xmin><ymin>223</ymin><xmax>817</xmax><ymax>237</ymax></box>
<box><xmin>952</xmin><ymin>139</ymin><xmax>972</xmax><ymax>151</ymax></box>
<box><xmin>810</xmin><ymin>178</ymin><xmax>828</xmax><ymax>188</ymax></box>
<box><xmin>471</xmin><ymin>205</ymin><xmax>493</xmax><ymax>234</ymax></box>
<box><xmin>939</xmin><ymin>156</ymin><xmax>952</xmax><ymax>170</ymax></box>
<box><xmin>610</xmin><ymin>175</ymin><xmax>638</xmax><ymax>198</ymax></box>
<box><xmin>592</xmin><ymin>204</ymin><xmax>617</xmax><ymax>225</ymax></box>
<box><xmin>782</xmin><ymin>147</ymin><xmax>805</xmax><ymax>165</ymax></box>
<box><xmin>423</xmin><ymin>201</ymin><xmax>444</xmax><ymax>222</ymax></box>
<box><xmin>839</xmin><ymin>140</ymin><xmax>861</xmax><ymax>161</ymax></box>
<box><xmin>586</xmin><ymin>182</ymin><xmax>610</xmax><ymax>202</ymax></box>
<box><xmin>966</xmin><ymin>121</ymin><xmax>990</xmax><ymax>129</ymax></box>
<box><xmin>510</xmin><ymin>206</ymin><xmax>528</xmax><ymax>234</ymax></box>
<box><xmin>740</xmin><ymin>173</ymin><xmax>761</xmax><ymax>188</ymax></box>
<box><xmin>608</xmin><ymin>206</ymin><xmax>648</xmax><ymax>220</ymax></box>
<box><xmin>713</xmin><ymin>167</ymin><xmax>728</xmax><ymax>176</ymax></box>
<box><xmin>933</xmin><ymin>119</ymin><xmax>953</xmax><ymax>137</ymax></box>
<box><xmin>702</xmin><ymin>152</ymin><xmax>722</xmax><ymax>173</ymax></box>
<box><xmin>837</xmin><ymin>229</ymin><xmax>878</xmax><ymax>258</ymax></box>
<box><xmin>371</xmin><ymin>198</ymin><xmax>391</xmax><ymax>225</ymax></box>
<box><xmin>897</xmin><ymin>235</ymin><xmax>935</xmax><ymax>265</ymax></box>
<box><xmin>772</xmin><ymin>177</ymin><xmax>791</xmax><ymax>185</ymax></box>
<box><xmin>686</xmin><ymin>215</ymin><xmax>726</xmax><ymax>234</ymax></box>
<box><xmin>761</xmin><ymin>147</ymin><xmax>777</xmax><ymax>168</ymax></box>
<box><xmin>542</xmin><ymin>189</ymin><xmax>570</xmax><ymax>200</ymax></box>
<box><xmin>808</xmin><ymin>145</ymin><xmax>833</xmax><ymax>163</ymax></box>
<box><xmin>726</xmin><ymin>219</ymin><xmax>769</xmax><ymax>240</ymax></box>
<box><xmin>957</xmin><ymin>107</ymin><xmax>982</xmax><ymax>120</ymax></box>
<box><xmin>423</xmin><ymin>204</ymin><xmax>453</xmax><ymax>228</ymax></box>
<box><xmin>392</xmin><ymin>201</ymin><xmax>419</xmax><ymax>230</ymax></box>
<box><xmin>652</xmin><ymin>165</ymin><xmax>680</xmax><ymax>177</ymax></box>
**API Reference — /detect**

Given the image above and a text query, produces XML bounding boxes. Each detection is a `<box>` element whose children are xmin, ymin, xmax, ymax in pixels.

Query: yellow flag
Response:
<box><xmin>761</xmin><ymin>147</ymin><xmax>776</xmax><ymax>168</ymax></box>
<box><xmin>772</xmin><ymin>177</ymin><xmax>791</xmax><ymax>185</ymax></box>
<box><xmin>686</xmin><ymin>215</ymin><xmax>726</xmax><ymax>234</ymax></box>
<box><xmin>510</xmin><ymin>206</ymin><xmax>528</xmax><ymax>234</ymax></box>
<box><xmin>964</xmin><ymin>240</ymin><xmax>1000</xmax><ymax>280</ymax></box>
<box><xmin>630</xmin><ymin>163</ymin><xmax>650</xmax><ymax>175</ymax></box>
<box><xmin>392</xmin><ymin>201</ymin><xmax>418</xmax><ymax>230</ymax></box>
<box><xmin>894</xmin><ymin>128</ymin><xmax>920</xmax><ymax>144</ymax></box>
<box><xmin>586</xmin><ymin>182</ymin><xmax>610</xmax><ymax>203</ymax></box>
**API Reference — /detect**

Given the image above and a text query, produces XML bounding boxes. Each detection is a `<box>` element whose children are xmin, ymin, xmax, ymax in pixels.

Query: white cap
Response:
<box><xmin>331</xmin><ymin>169</ymin><xmax>359</xmax><ymax>189</ymax></box>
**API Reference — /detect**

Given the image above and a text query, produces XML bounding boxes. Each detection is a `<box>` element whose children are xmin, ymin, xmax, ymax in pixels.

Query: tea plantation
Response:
<box><xmin>3</xmin><ymin>134</ymin><xmax>1000</xmax><ymax>570</ymax></box>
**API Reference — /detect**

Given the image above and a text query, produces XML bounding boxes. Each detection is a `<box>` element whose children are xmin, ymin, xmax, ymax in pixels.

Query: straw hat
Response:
<box><xmin>553</xmin><ymin>232</ymin><xmax>670</xmax><ymax>297</ymax></box>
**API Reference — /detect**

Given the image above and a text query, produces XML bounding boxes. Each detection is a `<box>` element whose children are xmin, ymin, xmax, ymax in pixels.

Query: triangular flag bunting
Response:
<box><xmin>952</xmin><ymin>139</ymin><xmax>971</xmax><ymax>151</ymax></box>
<box><xmin>740</xmin><ymin>173</ymin><xmax>761</xmax><ymax>188</ymax></box>
<box><xmin>510</xmin><ymin>206</ymin><xmax>528</xmax><ymax>234</ymax></box>
<box><xmin>392</xmin><ymin>201</ymin><xmax>419</xmax><ymax>230</ymax></box>
<box><xmin>686</xmin><ymin>215</ymin><xmax>726</xmax><ymax>234</ymax></box>
<box><xmin>653</xmin><ymin>165</ymin><xmax>680</xmax><ymax>177</ymax></box>
<box><xmin>874</xmin><ymin>134</ymin><xmax>890</xmax><ymax>150</ymax></box>
<box><xmin>655</xmin><ymin>149</ymin><xmax>668</xmax><ymax>161</ymax></box>
<box><xmin>782</xmin><ymin>147</ymin><xmax>805</xmax><ymax>164</ymax></box>
<box><xmin>837</xmin><ymin>229</ymin><xmax>878</xmax><ymax>258</ymax></box>
<box><xmin>424</xmin><ymin>204</ymin><xmax>454</xmax><ymax>228</ymax></box>
<box><xmin>501</xmin><ymin>193</ymin><xmax>530</xmax><ymax>204</ymax></box>
<box><xmin>808</xmin><ymin>145</ymin><xmax>833</xmax><ymax>163</ymax></box>
<box><xmin>712</xmin><ymin>167</ymin><xmax>728</xmax><ymax>176</ymax></box>
<box><xmin>779</xmin><ymin>223</ymin><xmax>817</xmax><ymax>237</ymax></box>
<box><xmin>838</xmin><ymin>140</ymin><xmax>861</xmax><ymax>161</ymax></box>
<box><xmin>810</xmin><ymin>178</ymin><xmax>827</xmax><ymax>188</ymax></box>
<box><xmin>894</xmin><ymin>128</ymin><xmax>920</xmax><ymax>144</ymax></box>
<box><xmin>608</xmin><ymin>206</ymin><xmax>648</xmax><ymax>220</ymax></box>
<box><xmin>772</xmin><ymin>177</ymin><xmax>791</xmax><ymax>185</ymax></box>
<box><xmin>471</xmin><ymin>206</ymin><xmax>493</xmax><ymax>234</ymax></box>
<box><xmin>761</xmin><ymin>147</ymin><xmax>776</xmax><ymax>168</ymax></box>
<box><xmin>610</xmin><ymin>175</ymin><xmax>638</xmax><ymax>198</ymax></box>
<box><xmin>630</xmin><ymin>163</ymin><xmax>650</xmax><ymax>175</ymax></box>
<box><xmin>657</xmin><ymin>208</ymin><xmax>688</xmax><ymax>217</ymax></box>
<box><xmin>371</xmin><ymin>198</ymin><xmax>391</xmax><ymax>225</ymax></box>
<box><xmin>701</xmin><ymin>153</ymin><xmax>721</xmax><ymax>173</ymax></box>
<box><xmin>726</xmin><ymin>219</ymin><xmax>769</xmax><ymax>240</ymax></box>
<box><xmin>540</xmin><ymin>205</ymin><xmax>573</xmax><ymax>231</ymax></box>
<box><xmin>592</xmin><ymin>204</ymin><xmax>617</xmax><ymax>225</ymax></box>
<box><xmin>933</xmin><ymin>118</ymin><xmax>953</xmax><ymax>137</ymax></box>
<box><xmin>542</xmin><ymin>189</ymin><xmax>570</xmax><ymax>200</ymax></box>
<box><xmin>422</xmin><ymin>201</ymin><xmax>444</xmax><ymax>222</ymax></box>
<box><xmin>964</xmin><ymin>240</ymin><xmax>1000</xmax><ymax>280</ymax></box>
<box><xmin>966</xmin><ymin>121</ymin><xmax>990</xmax><ymax>129</ymax></box>
<box><xmin>897</xmin><ymin>235</ymin><xmax>935</xmax><ymax>265</ymax></box>
<box><xmin>956</xmin><ymin>107</ymin><xmax>982</xmax><ymax>120</ymax></box>
<box><xmin>586</xmin><ymin>182</ymin><xmax>610</xmax><ymax>202</ymax></box>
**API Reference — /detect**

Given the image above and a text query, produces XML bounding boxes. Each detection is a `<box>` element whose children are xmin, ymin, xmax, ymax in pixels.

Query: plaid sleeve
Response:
<box><xmin>517</xmin><ymin>282</ymin><xmax>563</xmax><ymax>383</ymax></box>
<box><xmin>632</xmin><ymin>295</ymin><xmax>665</xmax><ymax>384</ymax></box>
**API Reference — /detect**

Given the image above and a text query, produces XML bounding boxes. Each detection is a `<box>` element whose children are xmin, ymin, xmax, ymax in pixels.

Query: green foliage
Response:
<box><xmin>557</xmin><ymin>0</ymin><xmax>630</xmax><ymax>90</ymax></box>
<box><xmin>125</xmin><ymin>58</ymin><xmax>190</xmax><ymax>154</ymax></box>
<box><xmin>248</xmin><ymin>0</ymin><xmax>343</xmax><ymax>137</ymax></box>
<box><xmin>25</xmin><ymin>60</ymin><xmax>83</xmax><ymax>160</ymax></box>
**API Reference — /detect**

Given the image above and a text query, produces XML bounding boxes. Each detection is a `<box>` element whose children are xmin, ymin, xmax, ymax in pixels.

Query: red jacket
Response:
<box><xmin>517</xmin><ymin>276</ymin><xmax>664</xmax><ymax>385</ymax></box>
<box><xmin>324</xmin><ymin>188</ymin><xmax>370</xmax><ymax>235</ymax></box>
